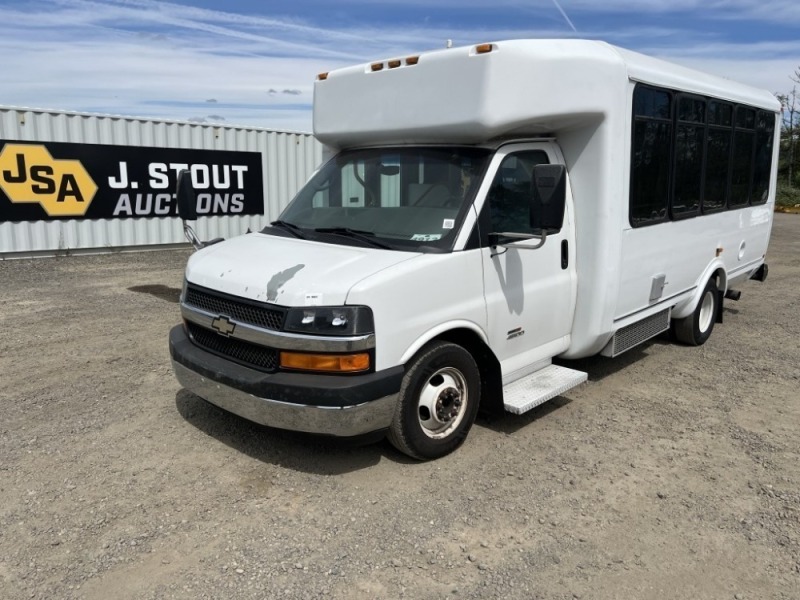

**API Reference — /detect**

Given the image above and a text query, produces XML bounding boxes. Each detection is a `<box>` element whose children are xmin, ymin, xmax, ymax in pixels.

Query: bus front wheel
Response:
<box><xmin>387</xmin><ymin>341</ymin><xmax>480</xmax><ymax>460</ymax></box>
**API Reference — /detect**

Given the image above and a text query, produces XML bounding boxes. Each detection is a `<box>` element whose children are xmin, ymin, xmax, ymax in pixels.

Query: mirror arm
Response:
<box><xmin>183</xmin><ymin>222</ymin><xmax>204</xmax><ymax>251</ymax></box>
<box><xmin>489</xmin><ymin>230</ymin><xmax>547</xmax><ymax>252</ymax></box>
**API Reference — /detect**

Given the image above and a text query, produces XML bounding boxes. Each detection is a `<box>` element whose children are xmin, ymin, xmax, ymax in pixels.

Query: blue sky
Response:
<box><xmin>1</xmin><ymin>0</ymin><xmax>798</xmax><ymax>132</ymax></box>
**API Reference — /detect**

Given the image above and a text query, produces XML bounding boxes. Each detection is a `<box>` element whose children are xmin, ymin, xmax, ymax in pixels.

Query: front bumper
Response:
<box><xmin>169</xmin><ymin>325</ymin><xmax>403</xmax><ymax>437</ymax></box>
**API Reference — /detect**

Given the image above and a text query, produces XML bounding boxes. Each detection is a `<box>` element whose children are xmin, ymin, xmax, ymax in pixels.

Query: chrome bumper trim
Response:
<box><xmin>172</xmin><ymin>361</ymin><xmax>396</xmax><ymax>437</ymax></box>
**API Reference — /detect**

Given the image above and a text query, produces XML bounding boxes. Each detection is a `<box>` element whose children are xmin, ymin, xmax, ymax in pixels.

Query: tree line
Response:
<box><xmin>776</xmin><ymin>69</ymin><xmax>800</xmax><ymax>192</ymax></box>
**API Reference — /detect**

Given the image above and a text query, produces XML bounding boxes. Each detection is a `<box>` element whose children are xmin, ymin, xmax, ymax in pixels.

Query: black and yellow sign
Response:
<box><xmin>0</xmin><ymin>140</ymin><xmax>264</xmax><ymax>222</ymax></box>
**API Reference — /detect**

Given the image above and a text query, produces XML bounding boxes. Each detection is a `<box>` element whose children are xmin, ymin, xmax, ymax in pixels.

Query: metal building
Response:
<box><xmin>0</xmin><ymin>106</ymin><xmax>322</xmax><ymax>256</ymax></box>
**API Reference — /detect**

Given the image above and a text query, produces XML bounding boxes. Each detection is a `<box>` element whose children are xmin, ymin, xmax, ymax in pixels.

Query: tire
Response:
<box><xmin>671</xmin><ymin>278</ymin><xmax>719</xmax><ymax>346</ymax></box>
<box><xmin>387</xmin><ymin>341</ymin><xmax>481</xmax><ymax>460</ymax></box>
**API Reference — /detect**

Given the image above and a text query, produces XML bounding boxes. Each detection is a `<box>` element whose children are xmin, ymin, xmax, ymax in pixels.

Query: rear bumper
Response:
<box><xmin>169</xmin><ymin>325</ymin><xmax>403</xmax><ymax>437</ymax></box>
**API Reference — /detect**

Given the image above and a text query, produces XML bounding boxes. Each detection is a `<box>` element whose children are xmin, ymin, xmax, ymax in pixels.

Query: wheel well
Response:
<box><xmin>435</xmin><ymin>328</ymin><xmax>504</xmax><ymax>417</ymax></box>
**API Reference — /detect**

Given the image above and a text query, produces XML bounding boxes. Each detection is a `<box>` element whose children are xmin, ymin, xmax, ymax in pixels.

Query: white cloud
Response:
<box><xmin>0</xmin><ymin>0</ymin><xmax>796</xmax><ymax>134</ymax></box>
<box><xmin>330</xmin><ymin>0</ymin><xmax>800</xmax><ymax>23</ymax></box>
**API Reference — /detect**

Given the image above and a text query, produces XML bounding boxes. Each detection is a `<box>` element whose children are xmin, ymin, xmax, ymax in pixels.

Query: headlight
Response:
<box><xmin>283</xmin><ymin>306</ymin><xmax>374</xmax><ymax>336</ymax></box>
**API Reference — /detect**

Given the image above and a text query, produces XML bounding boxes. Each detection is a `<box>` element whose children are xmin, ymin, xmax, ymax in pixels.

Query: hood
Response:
<box><xmin>185</xmin><ymin>233</ymin><xmax>419</xmax><ymax>307</ymax></box>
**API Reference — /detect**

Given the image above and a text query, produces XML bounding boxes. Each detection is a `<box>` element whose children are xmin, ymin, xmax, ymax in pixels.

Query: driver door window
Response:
<box><xmin>488</xmin><ymin>150</ymin><xmax>550</xmax><ymax>234</ymax></box>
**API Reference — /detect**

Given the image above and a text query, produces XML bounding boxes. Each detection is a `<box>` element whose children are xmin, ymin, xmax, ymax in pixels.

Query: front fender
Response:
<box><xmin>399</xmin><ymin>320</ymin><xmax>490</xmax><ymax>365</ymax></box>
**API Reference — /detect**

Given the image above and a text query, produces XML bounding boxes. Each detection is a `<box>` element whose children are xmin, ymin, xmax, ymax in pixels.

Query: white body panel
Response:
<box><xmin>346</xmin><ymin>250</ymin><xmax>488</xmax><ymax>372</ymax></box>
<box><xmin>617</xmin><ymin>205</ymin><xmax>774</xmax><ymax>322</ymax></box>
<box><xmin>185</xmin><ymin>234</ymin><xmax>419</xmax><ymax>308</ymax></box>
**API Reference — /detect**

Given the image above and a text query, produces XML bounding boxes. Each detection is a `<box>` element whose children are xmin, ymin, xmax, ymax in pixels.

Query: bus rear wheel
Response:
<box><xmin>672</xmin><ymin>278</ymin><xmax>719</xmax><ymax>346</ymax></box>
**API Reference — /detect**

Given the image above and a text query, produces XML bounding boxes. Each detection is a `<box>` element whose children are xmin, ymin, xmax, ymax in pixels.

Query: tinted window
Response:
<box><xmin>704</xmin><ymin>129</ymin><xmax>731</xmax><ymax>212</ymax></box>
<box><xmin>634</xmin><ymin>88</ymin><xmax>671</xmax><ymax>119</ymax></box>
<box><xmin>631</xmin><ymin>87</ymin><xmax>672</xmax><ymax>226</ymax></box>
<box><xmin>736</xmin><ymin>106</ymin><xmax>756</xmax><ymax>129</ymax></box>
<box><xmin>708</xmin><ymin>102</ymin><xmax>732</xmax><ymax>127</ymax></box>
<box><xmin>672</xmin><ymin>96</ymin><xmax>706</xmax><ymax>217</ymax></box>
<box><xmin>751</xmin><ymin>111</ymin><xmax>775</xmax><ymax>205</ymax></box>
<box><xmin>488</xmin><ymin>150</ymin><xmax>550</xmax><ymax>235</ymax></box>
<box><xmin>631</xmin><ymin>120</ymin><xmax>671</xmax><ymax>225</ymax></box>
<box><xmin>730</xmin><ymin>130</ymin><xmax>754</xmax><ymax>207</ymax></box>
<box><xmin>673</xmin><ymin>122</ymin><xmax>704</xmax><ymax>217</ymax></box>
<box><xmin>629</xmin><ymin>84</ymin><xmax>776</xmax><ymax>226</ymax></box>
<box><xmin>678</xmin><ymin>96</ymin><xmax>705</xmax><ymax>123</ymax></box>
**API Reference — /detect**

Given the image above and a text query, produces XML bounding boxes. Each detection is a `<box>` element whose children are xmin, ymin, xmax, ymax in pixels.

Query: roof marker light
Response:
<box><xmin>405</xmin><ymin>56</ymin><xmax>420</xmax><ymax>66</ymax></box>
<box><xmin>371</xmin><ymin>62</ymin><xmax>384</xmax><ymax>72</ymax></box>
<box><xmin>388</xmin><ymin>59</ymin><xmax>401</xmax><ymax>69</ymax></box>
<box><xmin>317</xmin><ymin>72</ymin><xmax>329</xmax><ymax>81</ymax></box>
<box><xmin>475</xmin><ymin>43</ymin><xmax>494</xmax><ymax>54</ymax></box>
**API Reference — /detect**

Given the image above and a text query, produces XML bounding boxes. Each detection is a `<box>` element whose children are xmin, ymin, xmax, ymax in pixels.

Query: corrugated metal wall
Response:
<box><xmin>0</xmin><ymin>106</ymin><xmax>323</xmax><ymax>255</ymax></box>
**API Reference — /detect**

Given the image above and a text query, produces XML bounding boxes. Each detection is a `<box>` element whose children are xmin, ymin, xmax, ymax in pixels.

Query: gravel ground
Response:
<box><xmin>1</xmin><ymin>214</ymin><xmax>798</xmax><ymax>600</ymax></box>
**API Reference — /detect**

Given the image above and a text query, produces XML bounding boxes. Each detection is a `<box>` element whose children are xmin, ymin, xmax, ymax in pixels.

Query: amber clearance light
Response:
<box><xmin>280</xmin><ymin>351</ymin><xmax>370</xmax><ymax>373</ymax></box>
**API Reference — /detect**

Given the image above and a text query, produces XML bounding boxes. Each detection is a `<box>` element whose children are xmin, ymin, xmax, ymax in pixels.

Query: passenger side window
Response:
<box><xmin>488</xmin><ymin>150</ymin><xmax>550</xmax><ymax>234</ymax></box>
<box><xmin>629</xmin><ymin>83</ymin><xmax>777</xmax><ymax>227</ymax></box>
<box><xmin>631</xmin><ymin>87</ymin><xmax>672</xmax><ymax>226</ymax></box>
<box><xmin>730</xmin><ymin>107</ymin><xmax>756</xmax><ymax>207</ymax></box>
<box><xmin>672</xmin><ymin>95</ymin><xmax>705</xmax><ymax>218</ymax></box>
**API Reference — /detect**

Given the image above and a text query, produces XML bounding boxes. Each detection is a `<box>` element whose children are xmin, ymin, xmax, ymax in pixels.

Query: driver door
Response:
<box><xmin>479</xmin><ymin>143</ymin><xmax>577</xmax><ymax>383</ymax></box>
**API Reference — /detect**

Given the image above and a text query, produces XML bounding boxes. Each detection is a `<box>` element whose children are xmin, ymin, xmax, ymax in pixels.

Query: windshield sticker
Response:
<box><xmin>411</xmin><ymin>234</ymin><xmax>442</xmax><ymax>242</ymax></box>
<box><xmin>305</xmin><ymin>293</ymin><xmax>323</xmax><ymax>306</ymax></box>
<box><xmin>442</xmin><ymin>219</ymin><xmax>455</xmax><ymax>229</ymax></box>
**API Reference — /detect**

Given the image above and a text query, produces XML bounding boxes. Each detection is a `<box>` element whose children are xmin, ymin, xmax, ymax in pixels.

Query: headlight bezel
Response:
<box><xmin>283</xmin><ymin>305</ymin><xmax>374</xmax><ymax>337</ymax></box>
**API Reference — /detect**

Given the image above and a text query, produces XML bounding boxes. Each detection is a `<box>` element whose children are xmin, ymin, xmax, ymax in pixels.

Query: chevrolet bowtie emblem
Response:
<box><xmin>211</xmin><ymin>315</ymin><xmax>236</xmax><ymax>337</ymax></box>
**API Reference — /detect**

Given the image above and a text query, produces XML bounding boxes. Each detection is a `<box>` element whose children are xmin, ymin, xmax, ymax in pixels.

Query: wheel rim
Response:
<box><xmin>698</xmin><ymin>289</ymin><xmax>715</xmax><ymax>333</ymax></box>
<box><xmin>416</xmin><ymin>367</ymin><xmax>468</xmax><ymax>439</ymax></box>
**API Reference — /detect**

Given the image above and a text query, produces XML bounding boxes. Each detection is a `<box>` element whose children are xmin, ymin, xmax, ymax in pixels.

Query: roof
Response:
<box><xmin>313</xmin><ymin>39</ymin><xmax>779</xmax><ymax>149</ymax></box>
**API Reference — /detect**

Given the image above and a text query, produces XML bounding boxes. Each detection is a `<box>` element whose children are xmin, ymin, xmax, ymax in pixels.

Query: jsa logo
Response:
<box><xmin>0</xmin><ymin>144</ymin><xmax>97</xmax><ymax>217</ymax></box>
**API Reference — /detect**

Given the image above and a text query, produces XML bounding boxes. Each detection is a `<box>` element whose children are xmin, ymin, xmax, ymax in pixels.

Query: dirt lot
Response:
<box><xmin>1</xmin><ymin>215</ymin><xmax>799</xmax><ymax>600</ymax></box>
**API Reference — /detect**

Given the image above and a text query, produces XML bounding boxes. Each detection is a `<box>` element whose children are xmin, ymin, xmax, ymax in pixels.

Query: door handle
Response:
<box><xmin>561</xmin><ymin>240</ymin><xmax>568</xmax><ymax>269</ymax></box>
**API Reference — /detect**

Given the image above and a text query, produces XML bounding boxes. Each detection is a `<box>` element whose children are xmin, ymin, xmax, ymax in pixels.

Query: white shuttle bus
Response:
<box><xmin>170</xmin><ymin>40</ymin><xmax>779</xmax><ymax>459</ymax></box>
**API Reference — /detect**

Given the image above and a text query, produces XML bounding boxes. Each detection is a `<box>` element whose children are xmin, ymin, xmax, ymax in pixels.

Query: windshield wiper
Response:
<box><xmin>270</xmin><ymin>220</ymin><xmax>307</xmax><ymax>239</ymax></box>
<box><xmin>313</xmin><ymin>227</ymin><xmax>392</xmax><ymax>250</ymax></box>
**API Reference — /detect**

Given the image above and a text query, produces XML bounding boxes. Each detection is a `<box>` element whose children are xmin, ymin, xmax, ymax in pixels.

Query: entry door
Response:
<box><xmin>480</xmin><ymin>144</ymin><xmax>577</xmax><ymax>383</ymax></box>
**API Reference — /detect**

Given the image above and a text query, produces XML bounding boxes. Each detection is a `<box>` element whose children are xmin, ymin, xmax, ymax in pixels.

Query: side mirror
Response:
<box><xmin>176</xmin><ymin>170</ymin><xmax>198</xmax><ymax>221</ymax></box>
<box><xmin>530</xmin><ymin>164</ymin><xmax>566</xmax><ymax>231</ymax></box>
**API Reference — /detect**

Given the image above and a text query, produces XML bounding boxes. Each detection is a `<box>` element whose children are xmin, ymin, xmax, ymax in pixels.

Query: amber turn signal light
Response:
<box><xmin>280</xmin><ymin>352</ymin><xmax>370</xmax><ymax>373</ymax></box>
<box><xmin>475</xmin><ymin>43</ymin><xmax>493</xmax><ymax>54</ymax></box>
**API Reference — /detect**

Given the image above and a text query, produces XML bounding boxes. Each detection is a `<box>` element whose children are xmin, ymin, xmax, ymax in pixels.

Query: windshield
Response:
<box><xmin>267</xmin><ymin>146</ymin><xmax>492</xmax><ymax>252</ymax></box>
